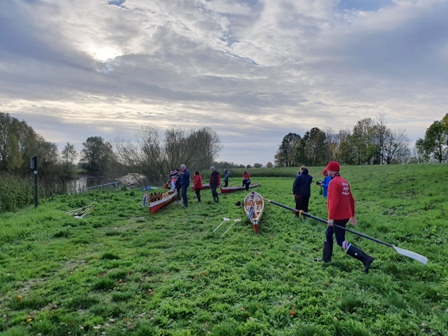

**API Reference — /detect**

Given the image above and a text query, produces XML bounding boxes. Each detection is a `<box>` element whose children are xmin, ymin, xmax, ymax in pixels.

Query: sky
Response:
<box><xmin>1</xmin><ymin>0</ymin><xmax>447</xmax><ymax>166</ymax></box>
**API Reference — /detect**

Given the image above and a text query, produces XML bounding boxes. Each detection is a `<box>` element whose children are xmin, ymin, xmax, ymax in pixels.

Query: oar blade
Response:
<box><xmin>393</xmin><ymin>245</ymin><xmax>428</xmax><ymax>264</ymax></box>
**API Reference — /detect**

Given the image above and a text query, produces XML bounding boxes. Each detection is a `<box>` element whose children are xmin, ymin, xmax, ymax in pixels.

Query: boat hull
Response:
<box><xmin>244</xmin><ymin>191</ymin><xmax>264</xmax><ymax>233</ymax></box>
<box><xmin>191</xmin><ymin>183</ymin><xmax>210</xmax><ymax>190</ymax></box>
<box><xmin>220</xmin><ymin>183</ymin><xmax>260</xmax><ymax>194</ymax></box>
<box><xmin>148</xmin><ymin>190</ymin><xmax>177</xmax><ymax>214</ymax></box>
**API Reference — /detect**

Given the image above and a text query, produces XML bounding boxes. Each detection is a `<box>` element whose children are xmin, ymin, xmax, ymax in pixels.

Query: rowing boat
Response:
<box><xmin>244</xmin><ymin>191</ymin><xmax>264</xmax><ymax>233</ymax></box>
<box><xmin>191</xmin><ymin>183</ymin><xmax>210</xmax><ymax>190</ymax></box>
<box><xmin>220</xmin><ymin>183</ymin><xmax>260</xmax><ymax>194</ymax></box>
<box><xmin>148</xmin><ymin>190</ymin><xmax>178</xmax><ymax>214</ymax></box>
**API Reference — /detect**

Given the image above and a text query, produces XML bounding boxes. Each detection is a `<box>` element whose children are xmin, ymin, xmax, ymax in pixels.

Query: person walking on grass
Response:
<box><xmin>242</xmin><ymin>171</ymin><xmax>251</xmax><ymax>190</ymax></box>
<box><xmin>292</xmin><ymin>166</ymin><xmax>313</xmax><ymax>217</ymax></box>
<box><xmin>316</xmin><ymin>161</ymin><xmax>374</xmax><ymax>274</ymax></box>
<box><xmin>223</xmin><ymin>168</ymin><xmax>230</xmax><ymax>187</ymax></box>
<box><xmin>193</xmin><ymin>170</ymin><xmax>202</xmax><ymax>202</ymax></box>
<box><xmin>179</xmin><ymin>164</ymin><xmax>190</xmax><ymax>207</ymax></box>
<box><xmin>209</xmin><ymin>166</ymin><xmax>221</xmax><ymax>203</ymax></box>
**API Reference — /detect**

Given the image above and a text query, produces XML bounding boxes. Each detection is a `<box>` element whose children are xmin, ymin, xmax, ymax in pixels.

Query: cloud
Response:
<box><xmin>1</xmin><ymin>0</ymin><xmax>447</xmax><ymax>165</ymax></box>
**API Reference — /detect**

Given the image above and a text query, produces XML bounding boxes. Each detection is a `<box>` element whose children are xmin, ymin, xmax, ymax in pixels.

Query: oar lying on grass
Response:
<box><xmin>66</xmin><ymin>205</ymin><xmax>95</xmax><ymax>218</ymax></box>
<box><xmin>213</xmin><ymin>218</ymin><xmax>230</xmax><ymax>233</ymax></box>
<box><xmin>221</xmin><ymin>219</ymin><xmax>241</xmax><ymax>238</ymax></box>
<box><xmin>264</xmin><ymin>198</ymin><xmax>428</xmax><ymax>265</ymax></box>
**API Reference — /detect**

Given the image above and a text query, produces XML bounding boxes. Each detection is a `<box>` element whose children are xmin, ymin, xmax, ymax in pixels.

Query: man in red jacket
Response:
<box><xmin>318</xmin><ymin>161</ymin><xmax>374</xmax><ymax>273</ymax></box>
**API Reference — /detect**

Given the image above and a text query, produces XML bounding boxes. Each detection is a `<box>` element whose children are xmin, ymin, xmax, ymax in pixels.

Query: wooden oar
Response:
<box><xmin>264</xmin><ymin>198</ymin><xmax>428</xmax><ymax>265</ymax></box>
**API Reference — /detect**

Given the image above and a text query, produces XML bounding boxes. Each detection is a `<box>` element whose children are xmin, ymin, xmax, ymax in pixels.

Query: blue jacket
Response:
<box><xmin>322</xmin><ymin>175</ymin><xmax>331</xmax><ymax>198</ymax></box>
<box><xmin>179</xmin><ymin>169</ymin><xmax>190</xmax><ymax>187</ymax></box>
<box><xmin>224</xmin><ymin>169</ymin><xmax>230</xmax><ymax>181</ymax></box>
<box><xmin>292</xmin><ymin>168</ymin><xmax>313</xmax><ymax>197</ymax></box>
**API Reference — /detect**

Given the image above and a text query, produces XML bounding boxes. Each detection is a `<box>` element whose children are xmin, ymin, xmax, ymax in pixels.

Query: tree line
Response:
<box><xmin>274</xmin><ymin>115</ymin><xmax>448</xmax><ymax>167</ymax></box>
<box><xmin>416</xmin><ymin>114</ymin><xmax>448</xmax><ymax>163</ymax></box>
<box><xmin>0</xmin><ymin>112</ymin><xmax>222</xmax><ymax>186</ymax></box>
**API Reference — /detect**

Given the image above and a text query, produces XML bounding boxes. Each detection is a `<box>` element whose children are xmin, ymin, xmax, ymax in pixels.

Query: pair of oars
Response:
<box><xmin>264</xmin><ymin>198</ymin><xmax>428</xmax><ymax>265</ymax></box>
<box><xmin>213</xmin><ymin>217</ymin><xmax>242</xmax><ymax>238</ymax></box>
<box><xmin>66</xmin><ymin>205</ymin><xmax>95</xmax><ymax>218</ymax></box>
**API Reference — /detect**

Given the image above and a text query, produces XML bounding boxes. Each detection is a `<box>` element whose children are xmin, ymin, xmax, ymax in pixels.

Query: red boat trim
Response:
<box><xmin>149</xmin><ymin>190</ymin><xmax>177</xmax><ymax>214</ymax></box>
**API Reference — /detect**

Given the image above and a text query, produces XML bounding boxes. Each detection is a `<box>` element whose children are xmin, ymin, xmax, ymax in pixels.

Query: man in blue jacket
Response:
<box><xmin>179</xmin><ymin>164</ymin><xmax>190</xmax><ymax>207</ymax></box>
<box><xmin>292</xmin><ymin>166</ymin><xmax>313</xmax><ymax>217</ymax></box>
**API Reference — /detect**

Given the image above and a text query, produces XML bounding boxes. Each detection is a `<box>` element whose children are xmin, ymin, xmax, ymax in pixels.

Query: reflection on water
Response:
<box><xmin>67</xmin><ymin>176</ymin><xmax>117</xmax><ymax>193</ymax></box>
<box><xmin>67</xmin><ymin>177</ymin><xmax>87</xmax><ymax>193</ymax></box>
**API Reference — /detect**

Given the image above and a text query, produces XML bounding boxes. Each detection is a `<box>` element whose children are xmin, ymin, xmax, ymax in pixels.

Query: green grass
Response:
<box><xmin>0</xmin><ymin>164</ymin><xmax>447</xmax><ymax>335</ymax></box>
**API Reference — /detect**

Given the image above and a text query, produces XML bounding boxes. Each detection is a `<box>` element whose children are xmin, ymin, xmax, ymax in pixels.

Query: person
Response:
<box><xmin>209</xmin><ymin>166</ymin><xmax>221</xmax><ymax>203</ymax></box>
<box><xmin>193</xmin><ymin>170</ymin><xmax>203</xmax><ymax>202</ymax></box>
<box><xmin>223</xmin><ymin>169</ymin><xmax>230</xmax><ymax>187</ymax></box>
<box><xmin>178</xmin><ymin>164</ymin><xmax>190</xmax><ymax>207</ymax></box>
<box><xmin>317</xmin><ymin>161</ymin><xmax>374</xmax><ymax>274</ymax></box>
<box><xmin>292</xmin><ymin>166</ymin><xmax>313</xmax><ymax>217</ymax></box>
<box><xmin>169</xmin><ymin>169</ymin><xmax>179</xmax><ymax>191</ymax></box>
<box><xmin>316</xmin><ymin>169</ymin><xmax>331</xmax><ymax>198</ymax></box>
<box><xmin>242</xmin><ymin>171</ymin><xmax>251</xmax><ymax>190</ymax></box>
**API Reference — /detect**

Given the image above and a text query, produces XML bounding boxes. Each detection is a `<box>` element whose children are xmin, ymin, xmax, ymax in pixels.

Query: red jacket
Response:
<box><xmin>193</xmin><ymin>175</ymin><xmax>203</xmax><ymax>190</ymax></box>
<box><xmin>243</xmin><ymin>172</ymin><xmax>250</xmax><ymax>180</ymax></box>
<box><xmin>327</xmin><ymin>175</ymin><xmax>355</xmax><ymax>220</ymax></box>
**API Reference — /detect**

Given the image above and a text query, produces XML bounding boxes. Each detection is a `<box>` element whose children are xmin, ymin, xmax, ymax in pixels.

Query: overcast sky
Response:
<box><xmin>1</xmin><ymin>0</ymin><xmax>447</xmax><ymax>165</ymax></box>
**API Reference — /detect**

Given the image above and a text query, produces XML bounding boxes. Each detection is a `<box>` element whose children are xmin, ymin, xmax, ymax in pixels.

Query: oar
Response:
<box><xmin>213</xmin><ymin>218</ymin><xmax>230</xmax><ymax>233</ymax></box>
<box><xmin>264</xmin><ymin>198</ymin><xmax>428</xmax><ymax>265</ymax></box>
<box><xmin>75</xmin><ymin>205</ymin><xmax>95</xmax><ymax>218</ymax></box>
<box><xmin>221</xmin><ymin>219</ymin><xmax>241</xmax><ymax>238</ymax></box>
<box><xmin>66</xmin><ymin>205</ymin><xmax>90</xmax><ymax>215</ymax></box>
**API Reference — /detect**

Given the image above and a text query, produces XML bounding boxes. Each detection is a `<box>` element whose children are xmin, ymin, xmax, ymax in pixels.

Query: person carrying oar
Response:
<box><xmin>316</xmin><ymin>161</ymin><xmax>374</xmax><ymax>273</ymax></box>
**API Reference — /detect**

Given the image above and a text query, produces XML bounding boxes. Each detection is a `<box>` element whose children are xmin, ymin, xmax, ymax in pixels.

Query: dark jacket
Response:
<box><xmin>210</xmin><ymin>171</ymin><xmax>221</xmax><ymax>187</ymax></box>
<box><xmin>292</xmin><ymin>168</ymin><xmax>313</xmax><ymax>197</ymax></box>
<box><xmin>179</xmin><ymin>169</ymin><xmax>190</xmax><ymax>187</ymax></box>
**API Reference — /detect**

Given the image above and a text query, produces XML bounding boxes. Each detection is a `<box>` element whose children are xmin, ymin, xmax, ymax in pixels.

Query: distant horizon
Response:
<box><xmin>7</xmin><ymin>111</ymin><xmax>436</xmax><ymax>167</ymax></box>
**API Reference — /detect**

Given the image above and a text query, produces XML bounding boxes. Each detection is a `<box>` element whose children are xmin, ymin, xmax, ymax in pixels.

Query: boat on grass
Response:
<box><xmin>148</xmin><ymin>190</ymin><xmax>178</xmax><ymax>214</ymax></box>
<box><xmin>244</xmin><ymin>191</ymin><xmax>264</xmax><ymax>233</ymax></box>
<box><xmin>220</xmin><ymin>183</ymin><xmax>260</xmax><ymax>194</ymax></box>
<box><xmin>191</xmin><ymin>183</ymin><xmax>210</xmax><ymax>190</ymax></box>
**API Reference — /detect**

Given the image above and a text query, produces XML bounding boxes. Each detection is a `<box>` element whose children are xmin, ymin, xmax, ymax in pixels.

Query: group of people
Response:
<box><xmin>166</xmin><ymin>166</ymin><xmax>251</xmax><ymax>206</ymax></box>
<box><xmin>166</xmin><ymin>161</ymin><xmax>373</xmax><ymax>273</ymax></box>
<box><xmin>292</xmin><ymin>161</ymin><xmax>374</xmax><ymax>273</ymax></box>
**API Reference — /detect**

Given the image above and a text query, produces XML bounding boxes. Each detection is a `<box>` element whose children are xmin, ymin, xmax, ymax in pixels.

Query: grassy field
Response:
<box><xmin>0</xmin><ymin>164</ymin><xmax>447</xmax><ymax>335</ymax></box>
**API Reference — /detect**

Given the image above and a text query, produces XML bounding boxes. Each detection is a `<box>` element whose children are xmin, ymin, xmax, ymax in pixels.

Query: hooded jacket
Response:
<box><xmin>292</xmin><ymin>168</ymin><xmax>313</xmax><ymax>197</ymax></box>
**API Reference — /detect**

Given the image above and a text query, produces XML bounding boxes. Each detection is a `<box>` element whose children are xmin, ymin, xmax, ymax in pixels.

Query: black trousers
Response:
<box><xmin>195</xmin><ymin>189</ymin><xmax>201</xmax><ymax>202</ymax></box>
<box><xmin>211</xmin><ymin>186</ymin><xmax>219</xmax><ymax>200</ymax></box>
<box><xmin>295</xmin><ymin>195</ymin><xmax>309</xmax><ymax>213</ymax></box>
<box><xmin>325</xmin><ymin>219</ymin><xmax>348</xmax><ymax>248</ymax></box>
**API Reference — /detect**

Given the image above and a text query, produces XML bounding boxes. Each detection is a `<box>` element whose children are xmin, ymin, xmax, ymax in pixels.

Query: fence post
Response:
<box><xmin>30</xmin><ymin>156</ymin><xmax>38</xmax><ymax>209</ymax></box>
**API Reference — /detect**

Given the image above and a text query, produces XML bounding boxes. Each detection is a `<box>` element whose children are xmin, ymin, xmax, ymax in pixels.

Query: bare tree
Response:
<box><xmin>114</xmin><ymin>126</ymin><xmax>221</xmax><ymax>185</ymax></box>
<box><xmin>383</xmin><ymin>129</ymin><xmax>410</xmax><ymax>164</ymax></box>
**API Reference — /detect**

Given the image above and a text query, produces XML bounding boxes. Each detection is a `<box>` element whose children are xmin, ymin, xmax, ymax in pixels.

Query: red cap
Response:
<box><xmin>326</xmin><ymin>161</ymin><xmax>340</xmax><ymax>172</ymax></box>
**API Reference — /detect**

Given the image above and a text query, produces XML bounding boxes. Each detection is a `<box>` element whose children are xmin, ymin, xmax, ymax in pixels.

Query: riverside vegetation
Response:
<box><xmin>0</xmin><ymin>164</ymin><xmax>447</xmax><ymax>335</ymax></box>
